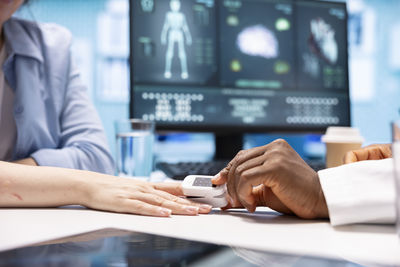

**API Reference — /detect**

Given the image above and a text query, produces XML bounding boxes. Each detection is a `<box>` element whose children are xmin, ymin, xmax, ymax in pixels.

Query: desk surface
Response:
<box><xmin>0</xmin><ymin>229</ymin><xmax>365</xmax><ymax>267</ymax></box>
<box><xmin>1</xmin><ymin>207</ymin><xmax>399</xmax><ymax>266</ymax></box>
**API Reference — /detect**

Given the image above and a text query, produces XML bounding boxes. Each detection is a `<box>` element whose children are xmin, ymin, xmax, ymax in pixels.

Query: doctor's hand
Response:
<box><xmin>212</xmin><ymin>139</ymin><xmax>329</xmax><ymax>219</ymax></box>
<box><xmin>344</xmin><ymin>144</ymin><xmax>392</xmax><ymax>164</ymax></box>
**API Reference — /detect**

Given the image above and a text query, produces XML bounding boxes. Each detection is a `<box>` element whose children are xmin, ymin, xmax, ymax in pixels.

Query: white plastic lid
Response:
<box><xmin>321</xmin><ymin>127</ymin><xmax>364</xmax><ymax>143</ymax></box>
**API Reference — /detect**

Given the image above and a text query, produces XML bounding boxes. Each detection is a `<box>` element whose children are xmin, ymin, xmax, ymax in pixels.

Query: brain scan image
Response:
<box><xmin>219</xmin><ymin>0</ymin><xmax>295</xmax><ymax>89</ymax></box>
<box><xmin>308</xmin><ymin>18</ymin><xmax>338</xmax><ymax>64</ymax></box>
<box><xmin>236</xmin><ymin>24</ymin><xmax>279</xmax><ymax>59</ymax></box>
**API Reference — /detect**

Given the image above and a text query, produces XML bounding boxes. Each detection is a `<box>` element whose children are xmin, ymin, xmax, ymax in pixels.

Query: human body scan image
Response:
<box><xmin>161</xmin><ymin>0</ymin><xmax>192</xmax><ymax>80</ymax></box>
<box><xmin>132</xmin><ymin>0</ymin><xmax>218</xmax><ymax>85</ymax></box>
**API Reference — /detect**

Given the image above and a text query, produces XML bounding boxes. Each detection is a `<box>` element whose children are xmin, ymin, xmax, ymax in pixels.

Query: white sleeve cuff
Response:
<box><xmin>318</xmin><ymin>159</ymin><xmax>396</xmax><ymax>226</ymax></box>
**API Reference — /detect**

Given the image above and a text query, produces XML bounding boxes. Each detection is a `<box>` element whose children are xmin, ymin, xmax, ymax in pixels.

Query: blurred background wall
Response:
<box><xmin>15</xmin><ymin>0</ymin><xmax>400</xmax><ymax>162</ymax></box>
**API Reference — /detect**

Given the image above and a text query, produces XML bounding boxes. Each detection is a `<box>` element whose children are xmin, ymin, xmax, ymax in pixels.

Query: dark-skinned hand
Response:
<box><xmin>212</xmin><ymin>139</ymin><xmax>329</xmax><ymax>219</ymax></box>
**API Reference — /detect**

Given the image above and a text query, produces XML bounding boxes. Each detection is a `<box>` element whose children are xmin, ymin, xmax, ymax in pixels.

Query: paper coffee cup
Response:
<box><xmin>321</xmin><ymin>127</ymin><xmax>364</xmax><ymax>168</ymax></box>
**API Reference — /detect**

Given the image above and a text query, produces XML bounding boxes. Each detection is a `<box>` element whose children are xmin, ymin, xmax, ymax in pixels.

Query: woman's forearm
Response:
<box><xmin>0</xmin><ymin>161</ymin><xmax>87</xmax><ymax>207</ymax></box>
<box><xmin>0</xmin><ymin>161</ymin><xmax>212</xmax><ymax>216</ymax></box>
<box><xmin>12</xmin><ymin>157</ymin><xmax>38</xmax><ymax>166</ymax></box>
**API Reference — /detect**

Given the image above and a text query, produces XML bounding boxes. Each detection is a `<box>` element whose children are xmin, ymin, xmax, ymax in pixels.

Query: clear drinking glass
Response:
<box><xmin>391</xmin><ymin>120</ymin><xmax>400</xmax><ymax>238</ymax></box>
<box><xmin>115</xmin><ymin>119</ymin><xmax>155</xmax><ymax>179</ymax></box>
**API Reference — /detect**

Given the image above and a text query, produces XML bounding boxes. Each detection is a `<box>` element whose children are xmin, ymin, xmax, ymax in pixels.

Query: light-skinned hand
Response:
<box><xmin>343</xmin><ymin>144</ymin><xmax>392</xmax><ymax>164</ymax></box>
<box><xmin>82</xmin><ymin>177</ymin><xmax>213</xmax><ymax>217</ymax></box>
<box><xmin>212</xmin><ymin>139</ymin><xmax>329</xmax><ymax>219</ymax></box>
<box><xmin>0</xmin><ymin>161</ymin><xmax>212</xmax><ymax>217</ymax></box>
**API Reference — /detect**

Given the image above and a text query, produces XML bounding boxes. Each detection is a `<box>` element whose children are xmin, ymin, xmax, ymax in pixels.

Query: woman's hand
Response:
<box><xmin>213</xmin><ymin>139</ymin><xmax>329</xmax><ymax>219</ymax></box>
<box><xmin>0</xmin><ymin>161</ymin><xmax>211</xmax><ymax>217</ymax></box>
<box><xmin>343</xmin><ymin>144</ymin><xmax>392</xmax><ymax>164</ymax></box>
<box><xmin>81</xmin><ymin>175</ymin><xmax>212</xmax><ymax>217</ymax></box>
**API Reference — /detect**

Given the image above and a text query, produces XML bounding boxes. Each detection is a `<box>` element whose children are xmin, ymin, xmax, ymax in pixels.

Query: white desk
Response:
<box><xmin>1</xmin><ymin>207</ymin><xmax>399</xmax><ymax>266</ymax></box>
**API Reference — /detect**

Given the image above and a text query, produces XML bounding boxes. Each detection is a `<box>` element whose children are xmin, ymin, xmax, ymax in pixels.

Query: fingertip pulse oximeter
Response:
<box><xmin>182</xmin><ymin>175</ymin><xmax>228</xmax><ymax>208</ymax></box>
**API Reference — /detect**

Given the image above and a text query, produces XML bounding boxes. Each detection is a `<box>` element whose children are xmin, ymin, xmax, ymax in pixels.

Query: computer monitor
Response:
<box><xmin>129</xmin><ymin>0</ymin><xmax>350</xmax><ymax>159</ymax></box>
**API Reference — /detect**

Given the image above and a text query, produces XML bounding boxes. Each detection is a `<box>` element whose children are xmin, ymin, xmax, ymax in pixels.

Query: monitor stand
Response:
<box><xmin>214</xmin><ymin>133</ymin><xmax>244</xmax><ymax>161</ymax></box>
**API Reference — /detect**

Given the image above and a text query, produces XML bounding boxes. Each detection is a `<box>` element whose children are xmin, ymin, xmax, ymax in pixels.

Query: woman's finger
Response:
<box><xmin>150</xmin><ymin>188</ymin><xmax>212</xmax><ymax>213</ymax></box>
<box><xmin>118</xmin><ymin>199</ymin><xmax>172</xmax><ymax>217</ymax></box>
<box><xmin>135</xmin><ymin>192</ymin><xmax>200</xmax><ymax>215</ymax></box>
<box><xmin>152</xmin><ymin>182</ymin><xmax>183</xmax><ymax>196</ymax></box>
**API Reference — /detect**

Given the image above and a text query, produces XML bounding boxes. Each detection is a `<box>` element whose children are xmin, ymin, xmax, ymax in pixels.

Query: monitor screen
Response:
<box><xmin>130</xmin><ymin>0</ymin><xmax>350</xmax><ymax>133</ymax></box>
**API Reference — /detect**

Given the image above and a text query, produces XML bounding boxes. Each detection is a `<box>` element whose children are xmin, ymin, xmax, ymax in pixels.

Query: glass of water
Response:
<box><xmin>115</xmin><ymin>119</ymin><xmax>155</xmax><ymax>179</ymax></box>
<box><xmin>392</xmin><ymin>120</ymin><xmax>400</xmax><ymax>238</ymax></box>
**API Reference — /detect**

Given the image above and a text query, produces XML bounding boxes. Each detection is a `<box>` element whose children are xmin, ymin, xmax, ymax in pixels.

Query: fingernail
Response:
<box><xmin>227</xmin><ymin>195</ymin><xmax>234</xmax><ymax>205</ymax></box>
<box><xmin>159</xmin><ymin>208</ymin><xmax>171</xmax><ymax>217</ymax></box>
<box><xmin>199</xmin><ymin>204</ymin><xmax>212</xmax><ymax>212</ymax></box>
<box><xmin>185</xmin><ymin>206</ymin><xmax>199</xmax><ymax>214</ymax></box>
<box><xmin>211</xmin><ymin>175</ymin><xmax>219</xmax><ymax>183</ymax></box>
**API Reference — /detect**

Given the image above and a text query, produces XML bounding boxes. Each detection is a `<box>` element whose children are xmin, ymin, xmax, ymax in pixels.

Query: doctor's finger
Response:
<box><xmin>235</xmin><ymin>166</ymin><xmax>275</xmax><ymax>212</ymax></box>
<box><xmin>344</xmin><ymin>147</ymin><xmax>379</xmax><ymax>164</ymax></box>
<box><xmin>233</xmin><ymin>154</ymin><xmax>269</xmax><ymax>184</ymax></box>
<box><xmin>343</xmin><ymin>150</ymin><xmax>359</xmax><ymax>164</ymax></box>
<box><xmin>226</xmin><ymin>164</ymin><xmax>242</xmax><ymax>207</ymax></box>
<box><xmin>212</xmin><ymin>156</ymin><xmax>237</xmax><ymax>185</ymax></box>
<box><xmin>369</xmin><ymin>144</ymin><xmax>392</xmax><ymax>158</ymax></box>
<box><xmin>380</xmin><ymin>145</ymin><xmax>392</xmax><ymax>158</ymax></box>
<box><xmin>225</xmin><ymin>147</ymin><xmax>266</xmax><ymax>204</ymax></box>
<box><xmin>367</xmin><ymin>147</ymin><xmax>388</xmax><ymax>160</ymax></box>
<box><xmin>232</xmin><ymin>154</ymin><xmax>268</xmax><ymax>206</ymax></box>
<box><xmin>212</xmin><ymin>170</ymin><xmax>228</xmax><ymax>185</ymax></box>
<box><xmin>223</xmin><ymin>145</ymin><xmax>269</xmax><ymax>180</ymax></box>
<box><xmin>252</xmin><ymin>185</ymin><xmax>292</xmax><ymax>214</ymax></box>
<box><xmin>231</xmin><ymin>145</ymin><xmax>270</xmax><ymax>167</ymax></box>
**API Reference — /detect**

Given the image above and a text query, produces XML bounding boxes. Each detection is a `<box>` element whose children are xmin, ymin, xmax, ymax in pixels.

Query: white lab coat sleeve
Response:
<box><xmin>318</xmin><ymin>158</ymin><xmax>396</xmax><ymax>226</ymax></box>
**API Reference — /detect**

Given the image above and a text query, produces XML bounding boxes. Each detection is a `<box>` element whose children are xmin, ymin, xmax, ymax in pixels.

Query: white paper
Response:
<box><xmin>1</xmin><ymin>207</ymin><xmax>399</xmax><ymax>266</ymax></box>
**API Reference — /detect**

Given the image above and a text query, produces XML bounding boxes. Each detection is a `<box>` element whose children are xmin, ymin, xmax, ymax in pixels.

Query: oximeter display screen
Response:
<box><xmin>193</xmin><ymin>177</ymin><xmax>212</xmax><ymax>187</ymax></box>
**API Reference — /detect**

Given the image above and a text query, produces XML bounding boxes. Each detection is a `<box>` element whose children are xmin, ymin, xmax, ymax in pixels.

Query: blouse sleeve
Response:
<box><xmin>31</xmin><ymin>52</ymin><xmax>115</xmax><ymax>174</ymax></box>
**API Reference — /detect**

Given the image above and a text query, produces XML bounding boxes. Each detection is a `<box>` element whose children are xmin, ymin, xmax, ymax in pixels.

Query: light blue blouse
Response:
<box><xmin>2</xmin><ymin>17</ymin><xmax>114</xmax><ymax>174</ymax></box>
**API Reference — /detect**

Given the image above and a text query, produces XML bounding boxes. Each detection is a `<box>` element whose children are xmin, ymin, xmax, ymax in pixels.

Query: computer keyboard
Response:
<box><xmin>156</xmin><ymin>160</ymin><xmax>229</xmax><ymax>180</ymax></box>
<box><xmin>157</xmin><ymin>159</ymin><xmax>326</xmax><ymax>180</ymax></box>
<box><xmin>305</xmin><ymin>159</ymin><xmax>326</xmax><ymax>172</ymax></box>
